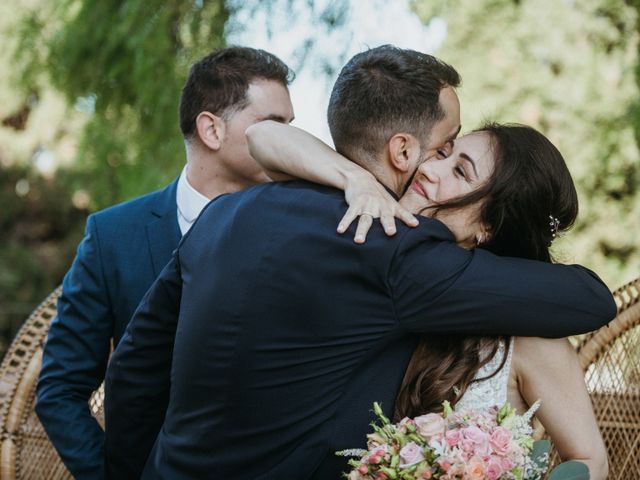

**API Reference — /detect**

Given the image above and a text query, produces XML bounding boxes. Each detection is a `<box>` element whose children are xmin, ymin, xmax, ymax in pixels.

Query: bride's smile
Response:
<box><xmin>400</xmin><ymin>131</ymin><xmax>495</xmax><ymax>247</ymax></box>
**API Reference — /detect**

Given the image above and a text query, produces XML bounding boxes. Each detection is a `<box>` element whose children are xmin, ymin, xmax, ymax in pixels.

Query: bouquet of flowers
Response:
<box><xmin>337</xmin><ymin>401</ymin><xmax>586</xmax><ymax>480</ymax></box>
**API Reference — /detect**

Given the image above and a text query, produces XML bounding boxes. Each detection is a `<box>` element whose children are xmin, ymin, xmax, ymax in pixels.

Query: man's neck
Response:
<box><xmin>184</xmin><ymin>142</ymin><xmax>259</xmax><ymax>199</ymax></box>
<box><xmin>364</xmin><ymin>160</ymin><xmax>406</xmax><ymax>199</ymax></box>
<box><xmin>185</xmin><ymin>163</ymin><xmax>255</xmax><ymax>200</ymax></box>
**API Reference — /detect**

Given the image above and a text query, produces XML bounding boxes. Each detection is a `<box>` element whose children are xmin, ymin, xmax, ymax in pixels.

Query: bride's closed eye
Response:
<box><xmin>454</xmin><ymin>165</ymin><xmax>468</xmax><ymax>180</ymax></box>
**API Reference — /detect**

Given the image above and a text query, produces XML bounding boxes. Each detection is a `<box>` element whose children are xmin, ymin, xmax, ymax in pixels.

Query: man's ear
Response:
<box><xmin>387</xmin><ymin>133</ymin><xmax>421</xmax><ymax>173</ymax></box>
<box><xmin>195</xmin><ymin>111</ymin><xmax>225</xmax><ymax>151</ymax></box>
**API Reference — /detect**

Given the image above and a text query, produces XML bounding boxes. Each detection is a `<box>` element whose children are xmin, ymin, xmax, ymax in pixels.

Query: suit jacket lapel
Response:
<box><xmin>146</xmin><ymin>178</ymin><xmax>181</xmax><ymax>277</ymax></box>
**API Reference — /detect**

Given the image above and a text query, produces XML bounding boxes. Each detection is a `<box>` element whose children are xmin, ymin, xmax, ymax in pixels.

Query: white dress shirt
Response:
<box><xmin>176</xmin><ymin>165</ymin><xmax>211</xmax><ymax>235</ymax></box>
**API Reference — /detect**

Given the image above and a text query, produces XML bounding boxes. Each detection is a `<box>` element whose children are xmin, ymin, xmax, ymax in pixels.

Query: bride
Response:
<box><xmin>245</xmin><ymin>120</ymin><xmax>609</xmax><ymax>479</ymax></box>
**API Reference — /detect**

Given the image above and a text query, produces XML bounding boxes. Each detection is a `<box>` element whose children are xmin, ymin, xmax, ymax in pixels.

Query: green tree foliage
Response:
<box><xmin>0</xmin><ymin>1</ymin><xmax>89</xmax><ymax>354</ymax></box>
<box><xmin>412</xmin><ymin>0</ymin><xmax>640</xmax><ymax>287</ymax></box>
<box><xmin>13</xmin><ymin>0</ymin><xmax>230</xmax><ymax>208</ymax></box>
<box><xmin>0</xmin><ymin>165</ymin><xmax>87</xmax><ymax>353</ymax></box>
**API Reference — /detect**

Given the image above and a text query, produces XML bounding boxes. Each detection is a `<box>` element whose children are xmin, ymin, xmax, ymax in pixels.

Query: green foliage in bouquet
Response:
<box><xmin>529</xmin><ymin>436</ymin><xmax>589</xmax><ymax>479</ymax></box>
<box><xmin>548</xmin><ymin>461</ymin><xmax>589</xmax><ymax>480</ymax></box>
<box><xmin>530</xmin><ymin>440</ymin><xmax>551</xmax><ymax>472</ymax></box>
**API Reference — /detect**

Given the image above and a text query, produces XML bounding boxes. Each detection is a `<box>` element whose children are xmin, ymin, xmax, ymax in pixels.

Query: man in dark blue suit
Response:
<box><xmin>36</xmin><ymin>47</ymin><xmax>294</xmax><ymax>479</ymax></box>
<box><xmin>105</xmin><ymin>45</ymin><xmax>616</xmax><ymax>479</ymax></box>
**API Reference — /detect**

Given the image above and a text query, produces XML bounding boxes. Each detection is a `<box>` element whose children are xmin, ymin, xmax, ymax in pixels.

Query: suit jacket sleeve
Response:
<box><xmin>389</xmin><ymin>223</ymin><xmax>617</xmax><ymax>336</ymax></box>
<box><xmin>104</xmin><ymin>252</ymin><xmax>182</xmax><ymax>480</ymax></box>
<box><xmin>36</xmin><ymin>215</ymin><xmax>111</xmax><ymax>480</ymax></box>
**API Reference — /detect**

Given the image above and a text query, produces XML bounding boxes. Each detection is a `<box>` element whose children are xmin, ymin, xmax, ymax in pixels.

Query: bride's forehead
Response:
<box><xmin>457</xmin><ymin>132</ymin><xmax>493</xmax><ymax>154</ymax></box>
<box><xmin>456</xmin><ymin>131</ymin><xmax>489</xmax><ymax>147</ymax></box>
<box><xmin>454</xmin><ymin>132</ymin><xmax>495</xmax><ymax>173</ymax></box>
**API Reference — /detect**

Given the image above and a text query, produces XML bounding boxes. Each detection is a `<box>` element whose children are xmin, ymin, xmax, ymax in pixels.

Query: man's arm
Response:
<box><xmin>36</xmin><ymin>215</ymin><xmax>111</xmax><ymax>480</ymax></box>
<box><xmin>390</xmin><ymin>223</ymin><xmax>617</xmax><ymax>336</ymax></box>
<box><xmin>104</xmin><ymin>252</ymin><xmax>182</xmax><ymax>480</ymax></box>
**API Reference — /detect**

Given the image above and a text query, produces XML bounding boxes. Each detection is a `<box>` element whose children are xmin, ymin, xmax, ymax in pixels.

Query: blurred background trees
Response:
<box><xmin>0</xmin><ymin>0</ymin><xmax>638</xmax><ymax>355</ymax></box>
<box><xmin>12</xmin><ymin>0</ymin><xmax>230</xmax><ymax>207</ymax></box>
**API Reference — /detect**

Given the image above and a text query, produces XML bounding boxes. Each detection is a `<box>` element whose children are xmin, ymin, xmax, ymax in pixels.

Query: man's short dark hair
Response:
<box><xmin>327</xmin><ymin>45</ymin><xmax>460</xmax><ymax>162</ymax></box>
<box><xmin>179</xmin><ymin>46</ymin><xmax>294</xmax><ymax>138</ymax></box>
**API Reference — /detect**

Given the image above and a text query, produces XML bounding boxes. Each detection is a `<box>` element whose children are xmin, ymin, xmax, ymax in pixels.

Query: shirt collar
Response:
<box><xmin>176</xmin><ymin>165</ymin><xmax>211</xmax><ymax>233</ymax></box>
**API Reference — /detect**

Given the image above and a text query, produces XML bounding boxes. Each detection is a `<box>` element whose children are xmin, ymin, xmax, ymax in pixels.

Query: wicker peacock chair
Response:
<box><xmin>573</xmin><ymin>277</ymin><xmax>640</xmax><ymax>479</ymax></box>
<box><xmin>0</xmin><ymin>287</ymin><xmax>104</xmax><ymax>480</ymax></box>
<box><xmin>542</xmin><ymin>276</ymin><xmax>640</xmax><ymax>478</ymax></box>
<box><xmin>0</xmin><ymin>278</ymin><xmax>638</xmax><ymax>479</ymax></box>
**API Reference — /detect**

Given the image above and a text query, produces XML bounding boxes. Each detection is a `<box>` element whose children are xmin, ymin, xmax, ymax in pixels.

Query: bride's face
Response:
<box><xmin>400</xmin><ymin>131</ymin><xmax>495</xmax><ymax>247</ymax></box>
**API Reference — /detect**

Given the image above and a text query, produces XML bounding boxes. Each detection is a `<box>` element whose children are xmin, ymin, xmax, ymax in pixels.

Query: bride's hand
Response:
<box><xmin>337</xmin><ymin>172</ymin><xmax>419</xmax><ymax>244</ymax></box>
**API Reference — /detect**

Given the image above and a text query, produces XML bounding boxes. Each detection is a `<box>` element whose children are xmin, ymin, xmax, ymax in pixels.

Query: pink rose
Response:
<box><xmin>500</xmin><ymin>456</ymin><xmax>514</xmax><ymax>471</ymax></box>
<box><xmin>486</xmin><ymin>457</ymin><xmax>504</xmax><ymax>480</ymax></box>
<box><xmin>463</xmin><ymin>425</ymin><xmax>491</xmax><ymax>456</ymax></box>
<box><xmin>414</xmin><ymin>413</ymin><xmax>445</xmax><ymax>438</ymax></box>
<box><xmin>445</xmin><ymin>429</ymin><xmax>463</xmax><ymax>447</ymax></box>
<box><xmin>461</xmin><ymin>439</ymin><xmax>475</xmax><ymax>452</ymax></box>
<box><xmin>465</xmin><ymin>456</ymin><xmax>486</xmax><ymax>480</ymax></box>
<box><xmin>489</xmin><ymin>427</ymin><xmax>512</xmax><ymax>455</ymax></box>
<box><xmin>462</xmin><ymin>425</ymin><xmax>489</xmax><ymax>444</ymax></box>
<box><xmin>399</xmin><ymin>441</ymin><xmax>425</xmax><ymax>467</ymax></box>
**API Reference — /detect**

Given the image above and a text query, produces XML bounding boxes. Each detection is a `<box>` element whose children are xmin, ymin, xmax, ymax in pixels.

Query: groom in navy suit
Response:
<box><xmin>105</xmin><ymin>45</ymin><xmax>616</xmax><ymax>479</ymax></box>
<box><xmin>36</xmin><ymin>47</ymin><xmax>294</xmax><ymax>479</ymax></box>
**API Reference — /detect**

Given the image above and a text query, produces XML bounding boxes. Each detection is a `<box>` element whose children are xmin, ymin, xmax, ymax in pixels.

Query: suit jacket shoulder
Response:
<box><xmin>91</xmin><ymin>180</ymin><xmax>178</xmax><ymax>234</ymax></box>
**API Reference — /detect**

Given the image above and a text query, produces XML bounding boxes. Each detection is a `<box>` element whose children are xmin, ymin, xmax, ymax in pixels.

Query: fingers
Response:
<box><xmin>378</xmin><ymin>208</ymin><xmax>418</xmax><ymax>237</ymax></box>
<box><xmin>396</xmin><ymin>207</ymin><xmax>419</xmax><ymax>228</ymax></box>
<box><xmin>337</xmin><ymin>206</ymin><xmax>360</xmax><ymax>234</ymax></box>
<box><xmin>337</xmin><ymin>190</ymin><xmax>419</xmax><ymax>242</ymax></box>
<box><xmin>338</xmin><ymin>206</ymin><xmax>419</xmax><ymax>242</ymax></box>
<box><xmin>380</xmin><ymin>213</ymin><xmax>397</xmax><ymax>237</ymax></box>
<box><xmin>354</xmin><ymin>215</ymin><xmax>373</xmax><ymax>244</ymax></box>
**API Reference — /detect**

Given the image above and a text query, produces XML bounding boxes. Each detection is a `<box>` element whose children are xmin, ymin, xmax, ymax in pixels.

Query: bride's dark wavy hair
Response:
<box><xmin>394</xmin><ymin>123</ymin><xmax>579</xmax><ymax>420</ymax></box>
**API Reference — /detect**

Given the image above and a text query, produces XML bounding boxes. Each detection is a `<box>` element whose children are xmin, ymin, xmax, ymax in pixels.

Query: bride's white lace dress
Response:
<box><xmin>455</xmin><ymin>340</ymin><xmax>514</xmax><ymax>411</ymax></box>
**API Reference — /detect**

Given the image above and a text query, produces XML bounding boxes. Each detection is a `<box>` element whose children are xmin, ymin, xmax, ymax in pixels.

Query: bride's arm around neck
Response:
<box><xmin>512</xmin><ymin>336</ymin><xmax>608</xmax><ymax>480</ymax></box>
<box><xmin>246</xmin><ymin>120</ymin><xmax>372</xmax><ymax>187</ymax></box>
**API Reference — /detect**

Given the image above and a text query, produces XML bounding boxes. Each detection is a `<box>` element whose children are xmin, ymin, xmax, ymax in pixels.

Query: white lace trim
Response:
<box><xmin>455</xmin><ymin>339</ymin><xmax>514</xmax><ymax>411</ymax></box>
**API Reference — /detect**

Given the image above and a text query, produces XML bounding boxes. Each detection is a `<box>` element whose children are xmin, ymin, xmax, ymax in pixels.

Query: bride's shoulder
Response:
<box><xmin>511</xmin><ymin>337</ymin><xmax>576</xmax><ymax>375</ymax></box>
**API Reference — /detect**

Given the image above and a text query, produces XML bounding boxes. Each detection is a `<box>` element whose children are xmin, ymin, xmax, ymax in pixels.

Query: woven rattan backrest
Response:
<box><xmin>574</xmin><ymin>277</ymin><xmax>640</xmax><ymax>479</ymax></box>
<box><xmin>0</xmin><ymin>287</ymin><xmax>105</xmax><ymax>480</ymax></box>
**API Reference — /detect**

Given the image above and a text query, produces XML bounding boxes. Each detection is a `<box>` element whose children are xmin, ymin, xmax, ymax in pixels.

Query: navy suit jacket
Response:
<box><xmin>37</xmin><ymin>180</ymin><xmax>181</xmax><ymax>479</ymax></box>
<box><xmin>105</xmin><ymin>180</ymin><xmax>616</xmax><ymax>480</ymax></box>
